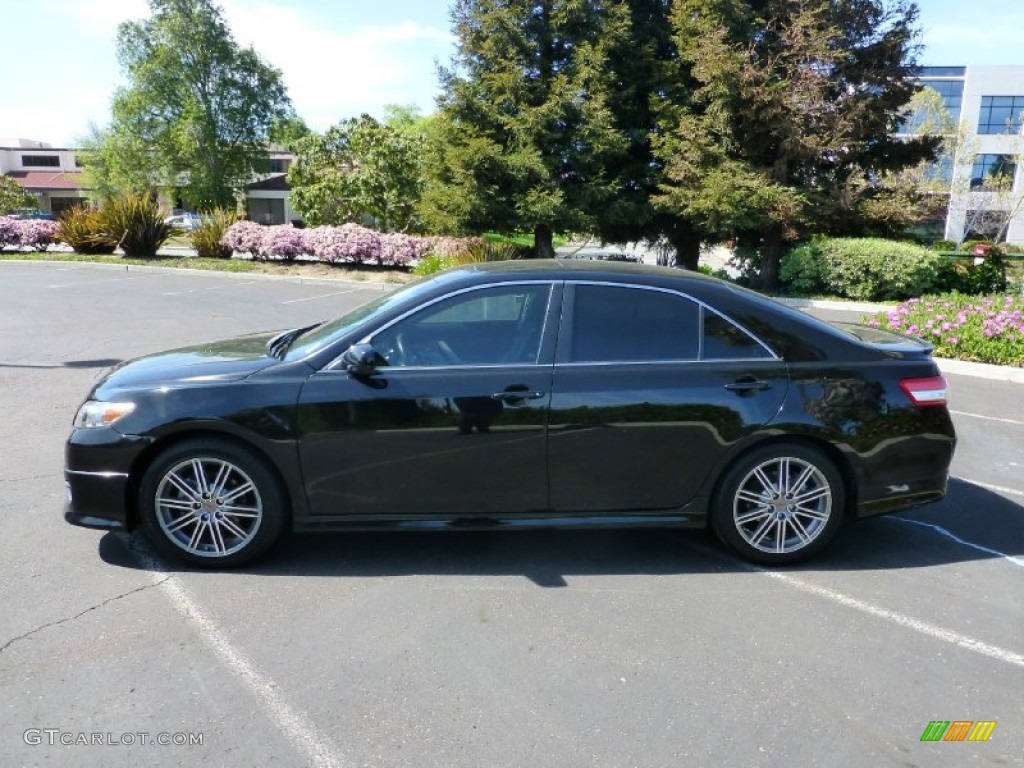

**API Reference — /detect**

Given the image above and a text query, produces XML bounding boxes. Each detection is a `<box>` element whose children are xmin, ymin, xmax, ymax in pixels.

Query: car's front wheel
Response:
<box><xmin>712</xmin><ymin>444</ymin><xmax>845</xmax><ymax>565</ymax></box>
<box><xmin>139</xmin><ymin>439</ymin><xmax>287</xmax><ymax>567</ymax></box>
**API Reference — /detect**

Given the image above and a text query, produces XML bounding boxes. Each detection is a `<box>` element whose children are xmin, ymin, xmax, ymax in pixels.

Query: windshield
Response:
<box><xmin>283</xmin><ymin>274</ymin><xmax>442</xmax><ymax>361</ymax></box>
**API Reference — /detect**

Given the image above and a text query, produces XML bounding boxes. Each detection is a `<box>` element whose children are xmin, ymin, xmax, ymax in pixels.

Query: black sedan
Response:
<box><xmin>65</xmin><ymin>260</ymin><xmax>956</xmax><ymax>567</ymax></box>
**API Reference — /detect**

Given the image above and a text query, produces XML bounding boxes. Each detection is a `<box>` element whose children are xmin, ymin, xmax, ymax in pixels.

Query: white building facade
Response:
<box><xmin>917</xmin><ymin>66</ymin><xmax>1024</xmax><ymax>245</ymax></box>
<box><xmin>0</xmin><ymin>139</ymin><xmax>88</xmax><ymax>215</ymax></box>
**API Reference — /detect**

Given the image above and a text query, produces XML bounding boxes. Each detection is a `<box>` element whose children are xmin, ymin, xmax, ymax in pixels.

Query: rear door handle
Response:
<box><xmin>724</xmin><ymin>377</ymin><xmax>771</xmax><ymax>393</ymax></box>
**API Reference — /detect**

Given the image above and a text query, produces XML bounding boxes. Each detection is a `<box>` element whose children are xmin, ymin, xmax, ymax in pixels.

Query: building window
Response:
<box><xmin>268</xmin><ymin>158</ymin><xmax>290</xmax><ymax>173</ymax></box>
<box><xmin>977</xmin><ymin>96</ymin><xmax>1024</xmax><ymax>135</ymax></box>
<box><xmin>964</xmin><ymin>209</ymin><xmax>1009</xmax><ymax>241</ymax></box>
<box><xmin>917</xmin><ymin>78</ymin><xmax>964</xmax><ymax>123</ymax></box>
<box><xmin>971</xmin><ymin>154</ymin><xmax>1017</xmax><ymax>189</ymax></box>
<box><xmin>22</xmin><ymin>155</ymin><xmax>60</xmax><ymax>167</ymax></box>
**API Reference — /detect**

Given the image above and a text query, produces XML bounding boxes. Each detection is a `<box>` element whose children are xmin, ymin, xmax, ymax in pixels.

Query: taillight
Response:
<box><xmin>899</xmin><ymin>376</ymin><xmax>948</xmax><ymax>406</ymax></box>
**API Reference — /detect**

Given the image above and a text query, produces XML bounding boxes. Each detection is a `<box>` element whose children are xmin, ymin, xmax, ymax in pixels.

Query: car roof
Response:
<box><xmin>455</xmin><ymin>257</ymin><xmax>719</xmax><ymax>284</ymax></box>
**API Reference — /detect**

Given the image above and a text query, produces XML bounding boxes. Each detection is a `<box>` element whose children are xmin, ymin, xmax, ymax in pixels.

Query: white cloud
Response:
<box><xmin>219</xmin><ymin>1</ymin><xmax>455</xmax><ymax>128</ymax></box>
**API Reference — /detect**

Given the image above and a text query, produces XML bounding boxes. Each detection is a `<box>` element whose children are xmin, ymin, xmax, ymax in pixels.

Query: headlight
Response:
<box><xmin>73</xmin><ymin>401</ymin><xmax>136</xmax><ymax>428</ymax></box>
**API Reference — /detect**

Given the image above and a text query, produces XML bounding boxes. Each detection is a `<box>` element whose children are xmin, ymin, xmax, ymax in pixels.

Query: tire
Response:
<box><xmin>139</xmin><ymin>439</ymin><xmax>288</xmax><ymax>567</ymax></box>
<box><xmin>712</xmin><ymin>443</ymin><xmax>845</xmax><ymax>565</ymax></box>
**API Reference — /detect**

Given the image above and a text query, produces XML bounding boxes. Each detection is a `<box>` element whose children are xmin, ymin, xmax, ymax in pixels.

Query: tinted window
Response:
<box><xmin>702</xmin><ymin>309</ymin><xmax>772</xmax><ymax>359</ymax></box>
<box><xmin>373</xmin><ymin>284</ymin><xmax>551</xmax><ymax>367</ymax></box>
<box><xmin>22</xmin><ymin>155</ymin><xmax>60</xmax><ymax>167</ymax></box>
<box><xmin>569</xmin><ymin>285</ymin><xmax>699</xmax><ymax>362</ymax></box>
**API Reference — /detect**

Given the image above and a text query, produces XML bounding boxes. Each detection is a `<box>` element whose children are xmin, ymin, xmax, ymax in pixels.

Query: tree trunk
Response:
<box><xmin>760</xmin><ymin>225</ymin><xmax>783</xmax><ymax>290</ymax></box>
<box><xmin>668</xmin><ymin>221</ymin><xmax>701</xmax><ymax>270</ymax></box>
<box><xmin>534</xmin><ymin>223</ymin><xmax>555</xmax><ymax>259</ymax></box>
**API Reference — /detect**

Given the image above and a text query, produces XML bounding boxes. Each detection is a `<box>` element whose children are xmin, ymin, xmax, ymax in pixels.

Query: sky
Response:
<box><xmin>3</xmin><ymin>0</ymin><xmax>1024</xmax><ymax>147</ymax></box>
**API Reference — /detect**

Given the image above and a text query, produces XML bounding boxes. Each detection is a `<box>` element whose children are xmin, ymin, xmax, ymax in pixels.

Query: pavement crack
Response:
<box><xmin>0</xmin><ymin>577</ymin><xmax>172</xmax><ymax>655</ymax></box>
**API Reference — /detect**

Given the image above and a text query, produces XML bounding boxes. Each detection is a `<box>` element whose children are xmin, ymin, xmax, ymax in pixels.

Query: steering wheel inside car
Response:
<box><xmin>393</xmin><ymin>333</ymin><xmax>462</xmax><ymax>366</ymax></box>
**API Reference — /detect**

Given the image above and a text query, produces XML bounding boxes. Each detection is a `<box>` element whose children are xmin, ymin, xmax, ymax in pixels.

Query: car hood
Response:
<box><xmin>98</xmin><ymin>331</ymin><xmax>281</xmax><ymax>390</ymax></box>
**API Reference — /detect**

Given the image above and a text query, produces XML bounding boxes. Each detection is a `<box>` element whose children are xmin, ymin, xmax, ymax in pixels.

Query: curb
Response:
<box><xmin>776</xmin><ymin>297</ymin><xmax>894</xmax><ymax>314</ymax></box>
<box><xmin>935</xmin><ymin>357</ymin><xmax>1024</xmax><ymax>384</ymax></box>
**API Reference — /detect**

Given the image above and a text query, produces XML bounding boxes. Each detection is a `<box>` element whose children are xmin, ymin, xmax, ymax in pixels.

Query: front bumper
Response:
<box><xmin>64</xmin><ymin>427</ymin><xmax>153</xmax><ymax>531</ymax></box>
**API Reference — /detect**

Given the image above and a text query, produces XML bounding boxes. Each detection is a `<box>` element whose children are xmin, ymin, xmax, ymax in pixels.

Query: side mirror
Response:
<box><xmin>342</xmin><ymin>342</ymin><xmax>382</xmax><ymax>377</ymax></box>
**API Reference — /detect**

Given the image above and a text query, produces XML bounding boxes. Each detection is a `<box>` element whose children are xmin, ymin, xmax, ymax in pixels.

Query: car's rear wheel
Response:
<box><xmin>712</xmin><ymin>444</ymin><xmax>844</xmax><ymax>565</ymax></box>
<box><xmin>139</xmin><ymin>439</ymin><xmax>287</xmax><ymax>567</ymax></box>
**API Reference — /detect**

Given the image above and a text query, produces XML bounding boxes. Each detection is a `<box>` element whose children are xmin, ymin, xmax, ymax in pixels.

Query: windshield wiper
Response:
<box><xmin>266</xmin><ymin>323</ymin><xmax>322</xmax><ymax>359</ymax></box>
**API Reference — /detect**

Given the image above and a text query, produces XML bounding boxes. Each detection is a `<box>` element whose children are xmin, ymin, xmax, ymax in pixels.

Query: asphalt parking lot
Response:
<box><xmin>1</xmin><ymin>261</ymin><xmax>1022</xmax><ymax>768</ymax></box>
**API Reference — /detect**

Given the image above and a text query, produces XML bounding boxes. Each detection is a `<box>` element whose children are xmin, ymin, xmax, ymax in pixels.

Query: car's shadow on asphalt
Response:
<box><xmin>98</xmin><ymin>478</ymin><xmax>1023</xmax><ymax>584</ymax></box>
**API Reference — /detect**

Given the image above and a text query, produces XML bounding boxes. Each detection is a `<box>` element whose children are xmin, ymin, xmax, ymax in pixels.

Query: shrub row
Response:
<box><xmin>220</xmin><ymin>221</ymin><xmax>484</xmax><ymax>267</ymax></box>
<box><xmin>0</xmin><ymin>217</ymin><xmax>59</xmax><ymax>251</ymax></box>
<box><xmin>780</xmin><ymin>237</ymin><xmax>1009</xmax><ymax>300</ymax></box>
<box><xmin>780</xmin><ymin>238</ymin><xmax>942</xmax><ymax>301</ymax></box>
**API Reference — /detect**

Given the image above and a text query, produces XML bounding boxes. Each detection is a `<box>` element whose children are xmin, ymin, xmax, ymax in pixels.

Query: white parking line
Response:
<box><xmin>953</xmin><ymin>476</ymin><xmax>1024</xmax><ymax>499</ymax></box>
<box><xmin>763</xmin><ymin>571</ymin><xmax>1024</xmax><ymax>669</ymax></box>
<box><xmin>950</xmin><ymin>409</ymin><xmax>1024</xmax><ymax>427</ymax></box>
<box><xmin>130</xmin><ymin>542</ymin><xmax>346</xmax><ymax>768</ymax></box>
<box><xmin>163</xmin><ymin>280</ymin><xmax>258</xmax><ymax>295</ymax></box>
<box><xmin>49</xmin><ymin>275</ymin><xmax>137</xmax><ymax>289</ymax></box>
<box><xmin>279</xmin><ymin>288</ymin><xmax>364</xmax><ymax>304</ymax></box>
<box><xmin>887</xmin><ymin>516</ymin><xmax>1024</xmax><ymax>569</ymax></box>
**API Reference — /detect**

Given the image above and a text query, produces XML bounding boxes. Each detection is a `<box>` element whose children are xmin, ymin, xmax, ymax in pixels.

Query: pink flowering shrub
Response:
<box><xmin>220</xmin><ymin>221</ymin><xmax>482</xmax><ymax>268</ymax></box>
<box><xmin>18</xmin><ymin>219</ymin><xmax>59</xmax><ymax>251</ymax></box>
<box><xmin>0</xmin><ymin>216</ymin><xmax>59</xmax><ymax>250</ymax></box>
<box><xmin>257</xmin><ymin>226</ymin><xmax>307</xmax><ymax>261</ymax></box>
<box><xmin>220</xmin><ymin>220</ymin><xmax>265</xmax><ymax>255</ymax></box>
<box><xmin>864</xmin><ymin>293</ymin><xmax>1024</xmax><ymax>366</ymax></box>
<box><xmin>0</xmin><ymin>216</ymin><xmax>19</xmax><ymax>248</ymax></box>
<box><xmin>426</xmin><ymin>236</ymin><xmax>486</xmax><ymax>258</ymax></box>
<box><xmin>378</xmin><ymin>232</ymin><xmax>430</xmax><ymax>266</ymax></box>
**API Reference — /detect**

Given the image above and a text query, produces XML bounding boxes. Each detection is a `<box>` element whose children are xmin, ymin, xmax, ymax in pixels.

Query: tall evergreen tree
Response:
<box><xmin>657</xmin><ymin>0</ymin><xmax>937</xmax><ymax>286</ymax></box>
<box><xmin>432</xmin><ymin>0</ymin><xmax>631</xmax><ymax>257</ymax></box>
<box><xmin>597</xmin><ymin>0</ymin><xmax>706</xmax><ymax>267</ymax></box>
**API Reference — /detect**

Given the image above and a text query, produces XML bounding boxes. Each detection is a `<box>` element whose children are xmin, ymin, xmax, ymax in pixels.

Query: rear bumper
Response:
<box><xmin>853</xmin><ymin>435</ymin><xmax>955</xmax><ymax>518</ymax></box>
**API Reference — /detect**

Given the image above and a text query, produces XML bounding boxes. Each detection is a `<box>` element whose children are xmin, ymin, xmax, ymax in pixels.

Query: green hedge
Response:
<box><xmin>780</xmin><ymin>238</ymin><xmax>941</xmax><ymax>301</ymax></box>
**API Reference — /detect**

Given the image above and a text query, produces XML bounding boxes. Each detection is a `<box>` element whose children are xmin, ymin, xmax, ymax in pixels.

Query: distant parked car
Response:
<box><xmin>8</xmin><ymin>208</ymin><xmax>56</xmax><ymax>221</ymax></box>
<box><xmin>164</xmin><ymin>213</ymin><xmax>202</xmax><ymax>231</ymax></box>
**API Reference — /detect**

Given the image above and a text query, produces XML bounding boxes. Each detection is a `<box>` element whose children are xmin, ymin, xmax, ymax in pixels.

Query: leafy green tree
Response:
<box><xmin>0</xmin><ymin>175</ymin><xmax>34</xmax><ymax>214</ymax></box>
<box><xmin>288</xmin><ymin>115</ymin><xmax>425</xmax><ymax>232</ymax></box>
<box><xmin>431</xmin><ymin>0</ymin><xmax>632</xmax><ymax>257</ymax></box>
<box><xmin>78</xmin><ymin>123</ymin><xmax>166</xmax><ymax>201</ymax></box>
<box><xmin>84</xmin><ymin>0</ymin><xmax>292</xmax><ymax>209</ymax></box>
<box><xmin>268</xmin><ymin>115</ymin><xmax>312</xmax><ymax>151</ymax></box>
<box><xmin>656</xmin><ymin>0</ymin><xmax>937</xmax><ymax>286</ymax></box>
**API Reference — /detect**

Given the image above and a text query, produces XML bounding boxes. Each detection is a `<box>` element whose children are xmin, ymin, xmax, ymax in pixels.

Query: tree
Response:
<box><xmin>596</xmin><ymin>0</ymin><xmax>705</xmax><ymax>266</ymax></box>
<box><xmin>655</xmin><ymin>0</ymin><xmax>937</xmax><ymax>286</ymax></box>
<box><xmin>288</xmin><ymin>114</ymin><xmax>425</xmax><ymax>232</ymax></box>
<box><xmin>268</xmin><ymin>115</ymin><xmax>312</xmax><ymax>151</ymax></box>
<box><xmin>432</xmin><ymin>0</ymin><xmax>632</xmax><ymax>257</ymax></box>
<box><xmin>84</xmin><ymin>0</ymin><xmax>292</xmax><ymax>209</ymax></box>
<box><xmin>78</xmin><ymin>123</ymin><xmax>166</xmax><ymax>201</ymax></box>
<box><xmin>0</xmin><ymin>175</ymin><xmax>34</xmax><ymax>215</ymax></box>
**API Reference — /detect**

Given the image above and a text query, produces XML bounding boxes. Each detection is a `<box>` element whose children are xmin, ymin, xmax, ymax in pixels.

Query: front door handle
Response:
<box><xmin>491</xmin><ymin>390</ymin><xmax>546</xmax><ymax>402</ymax></box>
<box><xmin>724</xmin><ymin>377</ymin><xmax>771</xmax><ymax>393</ymax></box>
